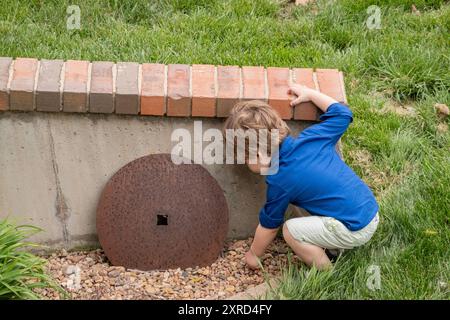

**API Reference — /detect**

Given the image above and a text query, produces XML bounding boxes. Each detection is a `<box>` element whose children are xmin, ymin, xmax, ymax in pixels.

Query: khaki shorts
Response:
<box><xmin>285</xmin><ymin>210</ymin><xmax>379</xmax><ymax>250</ymax></box>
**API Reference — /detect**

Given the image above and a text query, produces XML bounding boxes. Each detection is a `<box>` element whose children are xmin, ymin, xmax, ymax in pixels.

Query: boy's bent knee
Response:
<box><xmin>282</xmin><ymin>223</ymin><xmax>295</xmax><ymax>243</ymax></box>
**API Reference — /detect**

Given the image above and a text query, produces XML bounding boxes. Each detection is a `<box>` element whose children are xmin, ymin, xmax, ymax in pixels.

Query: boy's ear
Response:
<box><xmin>258</xmin><ymin>151</ymin><xmax>271</xmax><ymax>166</ymax></box>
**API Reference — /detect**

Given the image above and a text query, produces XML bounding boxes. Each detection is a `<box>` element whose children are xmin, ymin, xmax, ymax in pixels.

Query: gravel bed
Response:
<box><xmin>36</xmin><ymin>238</ymin><xmax>292</xmax><ymax>300</ymax></box>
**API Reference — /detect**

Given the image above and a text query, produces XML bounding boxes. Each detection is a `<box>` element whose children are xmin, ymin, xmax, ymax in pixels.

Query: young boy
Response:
<box><xmin>224</xmin><ymin>85</ymin><xmax>379</xmax><ymax>270</ymax></box>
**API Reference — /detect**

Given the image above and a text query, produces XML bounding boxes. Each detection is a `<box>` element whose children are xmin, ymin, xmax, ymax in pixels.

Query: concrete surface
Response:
<box><xmin>0</xmin><ymin>111</ymin><xmax>310</xmax><ymax>249</ymax></box>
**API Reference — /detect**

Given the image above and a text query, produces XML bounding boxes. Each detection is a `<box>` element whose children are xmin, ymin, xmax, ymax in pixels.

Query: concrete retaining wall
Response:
<box><xmin>0</xmin><ymin>111</ymin><xmax>309</xmax><ymax>249</ymax></box>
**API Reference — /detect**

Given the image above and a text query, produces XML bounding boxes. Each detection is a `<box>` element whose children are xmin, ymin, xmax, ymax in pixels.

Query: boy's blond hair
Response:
<box><xmin>223</xmin><ymin>100</ymin><xmax>291</xmax><ymax>161</ymax></box>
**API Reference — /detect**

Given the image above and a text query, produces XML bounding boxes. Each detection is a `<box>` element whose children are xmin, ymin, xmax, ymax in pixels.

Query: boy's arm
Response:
<box><xmin>246</xmin><ymin>224</ymin><xmax>279</xmax><ymax>269</ymax></box>
<box><xmin>246</xmin><ymin>183</ymin><xmax>289</xmax><ymax>269</ymax></box>
<box><xmin>288</xmin><ymin>84</ymin><xmax>353</xmax><ymax>146</ymax></box>
<box><xmin>288</xmin><ymin>84</ymin><xmax>338</xmax><ymax>113</ymax></box>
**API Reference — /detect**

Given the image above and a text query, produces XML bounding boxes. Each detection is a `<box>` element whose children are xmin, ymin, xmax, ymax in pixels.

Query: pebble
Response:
<box><xmin>36</xmin><ymin>239</ymin><xmax>288</xmax><ymax>300</ymax></box>
<box><xmin>225</xmin><ymin>286</ymin><xmax>235</xmax><ymax>292</ymax></box>
<box><xmin>108</xmin><ymin>270</ymin><xmax>121</xmax><ymax>278</ymax></box>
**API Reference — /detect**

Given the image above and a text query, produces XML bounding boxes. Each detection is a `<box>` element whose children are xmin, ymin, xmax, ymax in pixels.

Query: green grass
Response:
<box><xmin>0</xmin><ymin>0</ymin><xmax>449</xmax><ymax>299</ymax></box>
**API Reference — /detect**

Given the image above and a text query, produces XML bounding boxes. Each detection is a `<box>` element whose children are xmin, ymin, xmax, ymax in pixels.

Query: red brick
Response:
<box><xmin>140</xmin><ymin>63</ymin><xmax>166</xmax><ymax>116</ymax></box>
<box><xmin>315</xmin><ymin>68</ymin><xmax>346</xmax><ymax>103</ymax></box>
<box><xmin>216</xmin><ymin>65</ymin><xmax>240</xmax><ymax>117</ymax></box>
<box><xmin>90</xmin><ymin>61</ymin><xmax>114</xmax><ymax>113</ymax></box>
<box><xmin>115</xmin><ymin>62</ymin><xmax>140</xmax><ymax>114</ymax></box>
<box><xmin>191</xmin><ymin>64</ymin><xmax>215</xmax><ymax>117</ymax></box>
<box><xmin>0</xmin><ymin>57</ymin><xmax>12</xmax><ymax>111</ymax></box>
<box><xmin>242</xmin><ymin>66</ymin><xmax>265</xmax><ymax>101</ymax></box>
<box><xmin>267</xmin><ymin>67</ymin><xmax>292</xmax><ymax>120</ymax></box>
<box><xmin>63</xmin><ymin>60</ymin><xmax>89</xmax><ymax>112</ymax></box>
<box><xmin>293</xmin><ymin>68</ymin><xmax>318</xmax><ymax>121</ymax></box>
<box><xmin>36</xmin><ymin>59</ymin><xmax>63</xmax><ymax>112</ymax></box>
<box><xmin>10</xmin><ymin>58</ymin><xmax>38</xmax><ymax>111</ymax></box>
<box><xmin>339</xmin><ymin>71</ymin><xmax>348</xmax><ymax>104</ymax></box>
<box><xmin>167</xmin><ymin>64</ymin><xmax>190</xmax><ymax>117</ymax></box>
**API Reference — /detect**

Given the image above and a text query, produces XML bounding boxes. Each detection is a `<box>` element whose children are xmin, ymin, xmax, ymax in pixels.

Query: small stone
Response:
<box><xmin>190</xmin><ymin>276</ymin><xmax>202</xmax><ymax>283</ymax></box>
<box><xmin>108</xmin><ymin>270</ymin><xmax>121</xmax><ymax>278</ymax></box>
<box><xmin>218</xmin><ymin>291</ymin><xmax>226</xmax><ymax>297</ymax></box>
<box><xmin>199</xmin><ymin>268</ymin><xmax>210</xmax><ymax>275</ymax></box>
<box><xmin>145</xmin><ymin>285</ymin><xmax>156</xmax><ymax>294</ymax></box>
<box><xmin>68</xmin><ymin>255</ymin><xmax>83</xmax><ymax>263</ymax></box>
<box><xmin>112</xmin><ymin>266</ymin><xmax>126</xmax><ymax>272</ymax></box>
<box><xmin>225</xmin><ymin>285</ymin><xmax>235</xmax><ymax>292</ymax></box>
<box><xmin>62</xmin><ymin>264</ymin><xmax>79</xmax><ymax>275</ymax></box>
<box><xmin>85</xmin><ymin>257</ymin><xmax>95</xmax><ymax>266</ymax></box>
<box><xmin>276</xmin><ymin>245</ymin><xmax>288</xmax><ymax>254</ymax></box>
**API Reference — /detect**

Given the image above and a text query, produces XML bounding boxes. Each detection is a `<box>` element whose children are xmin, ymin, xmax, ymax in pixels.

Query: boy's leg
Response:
<box><xmin>282</xmin><ymin>215</ymin><xmax>349</xmax><ymax>270</ymax></box>
<box><xmin>282</xmin><ymin>213</ymin><xmax>379</xmax><ymax>269</ymax></box>
<box><xmin>282</xmin><ymin>224</ymin><xmax>331</xmax><ymax>270</ymax></box>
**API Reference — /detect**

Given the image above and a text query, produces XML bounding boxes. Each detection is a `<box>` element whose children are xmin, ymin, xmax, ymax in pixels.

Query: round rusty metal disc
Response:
<box><xmin>96</xmin><ymin>154</ymin><xmax>229</xmax><ymax>270</ymax></box>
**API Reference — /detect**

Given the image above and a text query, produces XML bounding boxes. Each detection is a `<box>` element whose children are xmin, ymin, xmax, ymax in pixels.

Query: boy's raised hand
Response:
<box><xmin>288</xmin><ymin>83</ymin><xmax>337</xmax><ymax>113</ymax></box>
<box><xmin>288</xmin><ymin>84</ymin><xmax>312</xmax><ymax>107</ymax></box>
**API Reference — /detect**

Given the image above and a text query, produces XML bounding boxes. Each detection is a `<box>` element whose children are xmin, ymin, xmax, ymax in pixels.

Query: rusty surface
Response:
<box><xmin>96</xmin><ymin>154</ymin><xmax>229</xmax><ymax>270</ymax></box>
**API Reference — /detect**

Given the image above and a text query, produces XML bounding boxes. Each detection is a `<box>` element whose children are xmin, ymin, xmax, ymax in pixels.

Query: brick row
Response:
<box><xmin>0</xmin><ymin>57</ymin><xmax>348</xmax><ymax>121</ymax></box>
<box><xmin>0</xmin><ymin>57</ymin><xmax>12</xmax><ymax>111</ymax></box>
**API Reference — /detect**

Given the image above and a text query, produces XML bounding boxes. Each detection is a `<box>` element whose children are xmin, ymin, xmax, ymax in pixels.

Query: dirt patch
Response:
<box><xmin>347</xmin><ymin>149</ymin><xmax>384</xmax><ymax>194</ymax></box>
<box><xmin>347</xmin><ymin>148</ymin><xmax>416</xmax><ymax>198</ymax></box>
<box><xmin>380</xmin><ymin>101</ymin><xmax>416</xmax><ymax>117</ymax></box>
<box><xmin>437</xmin><ymin>122</ymin><xmax>448</xmax><ymax>134</ymax></box>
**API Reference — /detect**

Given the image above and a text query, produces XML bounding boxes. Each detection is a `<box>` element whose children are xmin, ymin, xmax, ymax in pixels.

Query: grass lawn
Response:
<box><xmin>1</xmin><ymin>0</ymin><xmax>448</xmax><ymax>299</ymax></box>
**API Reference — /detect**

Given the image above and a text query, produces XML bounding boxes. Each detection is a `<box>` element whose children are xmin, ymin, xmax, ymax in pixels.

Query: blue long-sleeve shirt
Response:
<box><xmin>259</xmin><ymin>102</ymin><xmax>379</xmax><ymax>231</ymax></box>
